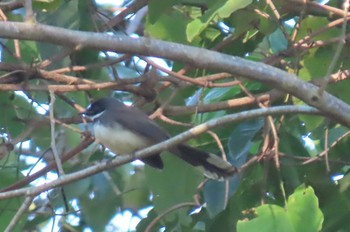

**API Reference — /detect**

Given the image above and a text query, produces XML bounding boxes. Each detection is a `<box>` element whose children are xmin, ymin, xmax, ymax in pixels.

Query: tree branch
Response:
<box><xmin>4</xmin><ymin>196</ymin><xmax>34</xmax><ymax>232</ymax></box>
<box><xmin>164</xmin><ymin>89</ymin><xmax>283</xmax><ymax>115</ymax></box>
<box><xmin>1</xmin><ymin>136</ymin><xmax>94</xmax><ymax>192</ymax></box>
<box><xmin>0</xmin><ymin>105</ymin><xmax>320</xmax><ymax>199</ymax></box>
<box><xmin>0</xmin><ymin>22</ymin><xmax>348</xmax><ymax>126</ymax></box>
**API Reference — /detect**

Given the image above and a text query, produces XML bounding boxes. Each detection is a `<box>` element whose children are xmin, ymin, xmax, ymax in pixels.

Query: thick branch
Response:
<box><xmin>0</xmin><ymin>1</ymin><xmax>23</xmax><ymax>12</ymax></box>
<box><xmin>0</xmin><ymin>22</ymin><xmax>349</xmax><ymax>126</ymax></box>
<box><xmin>164</xmin><ymin>90</ymin><xmax>283</xmax><ymax>115</ymax></box>
<box><xmin>0</xmin><ymin>82</ymin><xmax>142</xmax><ymax>93</ymax></box>
<box><xmin>0</xmin><ymin>105</ymin><xmax>320</xmax><ymax>199</ymax></box>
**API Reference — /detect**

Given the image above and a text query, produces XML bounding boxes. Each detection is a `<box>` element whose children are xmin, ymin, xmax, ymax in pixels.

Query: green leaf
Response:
<box><xmin>203</xmin><ymin>87</ymin><xmax>241</xmax><ymax>104</ymax></box>
<box><xmin>279</xmin><ymin>129</ymin><xmax>310</xmax><ymax>157</ymax></box>
<box><xmin>0</xmin><ymin>198</ymin><xmax>26</xmax><ymax>232</ymax></box>
<box><xmin>228</xmin><ymin>118</ymin><xmax>264</xmax><ymax>167</ymax></box>
<box><xmin>145</xmin><ymin>10</ymin><xmax>189</xmax><ymax>44</ymax></box>
<box><xmin>237</xmin><ymin>185</ymin><xmax>323</xmax><ymax>232</ymax></box>
<box><xmin>217</xmin><ymin>0</ymin><xmax>253</xmax><ymax>18</ymax></box>
<box><xmin>299</xmin><ymin>46</ymin><xmax>338</xmax><ymax>81</ymax></box>
<box><xmin>31</xmin><ymin>128</ymin><xmax>51</xmax><ymax>150</ymax></box>
<box><xmin>268</xmin><ymin>28</ymin><xmax>288</xmax><ymax>53</ymax></box>
<box><xmin>328</xmin><ymin>79</ymin><xmax>350</xmax><ymax>105</ymax></box>
<box><xmin>148</xmin><ymin>0</ymin><xmax>182</xmax><ymax>23</ymax></box>
<box><xmin>298</xmin><ymin>114</ymin><xmax>324</xmax><ymax>132</ymax></box>
<box><xmin>229</xmin><ymin>8</ymin><xmax>259</xmax><ymax>34</ymax></box>
<box><xmin>49</xmin><ymin>178</ymin><xmax>91</xmax><ymax>207</ymax></box>
<box><xmin>144</xmin><ymin>154</ymin><xmax>202</xmax><ymax>220</ymax></box>
<box><xmin>136</xmin><ymin>209</ymin><xmax>159</xmax><ymax>232</ymax></box>
<box><xmin>79</xmin><ymin>173</ymin><xmax>122</xmax><ymax>231</ymax></box>
<box><xmin>195</xmin><ymin>86</ymin><xmax>240</xmax><ymax>122</ymax></box>
<box><xmin>35</xmin><ymin>0</ymin><xmax>79</xmax><ymax>29</ymax></box>
<box><xmin>203</xmin><ymin>27</ymin><xmax>222</xmax><ymax>41</ymax></box>
<box><xmin>2</xmin><ymin>40</ymin><xmax>40</xmax><ymax>64</ymax></box>
<box><xmin>296</xmin><ymin>17</ymin><xmax>340</xmax><ymax>42</ymax></box>
<box><xmin>33</xmin><ymin>0</ymin><xmax>61</xmax><ymax>11</ymax></box>
<box><xmin>0</xmin><ymin>93</ymin><xmax>29</xmax><ymax>138</ymax></box>
<box><xmin>122</xmin><ymin>169</ymin><xmax>151</xmax><ymax>210</ymax></box>
<box><xmin>293</xmin><ymin>97</ymin><xmax>324</xmax><ymax>131</ymax></box>
<box><xmin>203</xmin><ymin>119</ymin><xmax>263</xmax><ymax>218</ymax></box>
<box><xmin>186</xmin><ymin>0</ymin><xmax>252</xmax><ymax>42</ymax></box>
<box><xmin>0</xmin><ymin>169</ymin><xmax>25</xmax><ymax>232</ymax></box>
<box><xmin>237</xmin><ymin>205</ymin><xmax>295</xmax><ymax>232</ymax></box>
<box><xmin>258</xmin><ymin>15</ymin><xmax>278</xmax><ymax>35</ymax></box>
<box><xmin>287</xmin><ymin>185</ymin><xmax>324</xmax><ymax>232</ymax></box>
<box><xmin>204</xmin><ymin>176</ymin><xmax>240</xmax><ymax>217</ymax></box>
<box><xmin>322</xmin><ymin>126</ymin><xmax>348</xmax><ymax>148</ymax></box>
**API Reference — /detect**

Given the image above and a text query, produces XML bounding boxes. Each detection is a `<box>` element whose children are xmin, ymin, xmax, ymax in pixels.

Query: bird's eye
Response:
<box><xmin>84</xmin><ymin>104</ymin><xmax>93</xmax><ymax>115</ymax></box>
<box><xmin>87</xmin><ymin>102</ymin><xmax>105</xmax><ymax>115</ymax></box>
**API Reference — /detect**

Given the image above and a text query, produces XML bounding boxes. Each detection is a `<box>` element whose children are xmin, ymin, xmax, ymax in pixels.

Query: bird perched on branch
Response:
<box><xmin>82</xmin><ymin>97</ymin><xmax>236</xmax><ymax>180</ymax></box>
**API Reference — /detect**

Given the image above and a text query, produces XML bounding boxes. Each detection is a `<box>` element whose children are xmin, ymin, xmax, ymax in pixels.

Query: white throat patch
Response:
<box><xmin>89</xmin><ymin>110</ymin><xmax>105</xmax><ymax>121</ymax></box>
<box><xmin>93</xmin><ymin>122</ymin><xmax>151</xmax><ymax>155</ymax></box>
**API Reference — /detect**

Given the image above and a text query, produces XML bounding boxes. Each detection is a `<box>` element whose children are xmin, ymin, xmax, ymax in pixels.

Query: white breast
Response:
<box><xmin>93</xmin><ymin>122</ymin><xmax>152</xmax><ymax>155</ymax></box>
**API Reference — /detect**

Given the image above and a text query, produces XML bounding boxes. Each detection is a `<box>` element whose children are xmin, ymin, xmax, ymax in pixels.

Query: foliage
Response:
<box><xmin>237</xmin><ymin>185</ymin><xmax>323</xmax><ymax>232</ymax></box>
<box><xmin>0</xmin><ymin>0</ymin><xmax>350</xmax><ymax>231</ymax></box>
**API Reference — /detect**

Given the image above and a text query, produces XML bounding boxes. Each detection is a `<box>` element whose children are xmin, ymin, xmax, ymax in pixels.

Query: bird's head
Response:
<box><xmin>81</xmin><ymin>97</ymin><xmax>117</xmax><ymax>120</ymax></box>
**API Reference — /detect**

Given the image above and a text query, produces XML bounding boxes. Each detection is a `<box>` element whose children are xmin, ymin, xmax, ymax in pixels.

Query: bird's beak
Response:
<box><xmin>79</xmin><ymin>110</ymin><xmax>94</xmax><ymax>122</ymax></box>
<box><xmin>80</xmin><ymin>111</ymin><xmax>92</xmax><ymax>119</ymax></box>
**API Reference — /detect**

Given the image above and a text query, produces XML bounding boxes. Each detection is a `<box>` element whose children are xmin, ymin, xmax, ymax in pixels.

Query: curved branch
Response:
<box><xmin>0</xmin><ymin>1</ymin><xmax>23</xmax><ymax>12</ymax></box>
<box><xmin>1</xmin><ymin>137</ymin><xmax>94</xmax><ymax>192</ymax></box>
<box><xmin>4</xmin><ymin>196</ymin><xmax>34</xmax><ymax>232</ymax></box>
<box><xmin>0</xmin><ymin>105</ymin><xmax>320</xmax><ymax>199</ymax></box>
<box><xmin>145</xmin><ymin>202</ymin><xmax>198</xmax><ymax>232</ymax></box>
<box><xmin>164</xmin><ymin>90</ymin><xmax>283</xmax><ymax>115</ymax></box>
<box><xmin>0</xmin><ymin>22</ymin><xmax>348</xmax><ymax>126</ymax></box>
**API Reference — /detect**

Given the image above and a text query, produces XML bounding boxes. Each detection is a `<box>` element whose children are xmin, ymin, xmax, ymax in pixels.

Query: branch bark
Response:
<box><xmin>0</xmin><ymin>105</ymin><xmax>320</xmax><ymax>199</ymax></box>
<box><xmin>0</xmin><ymin>22</ymin><xmax>349</xmax><ymax>126</ymax></box>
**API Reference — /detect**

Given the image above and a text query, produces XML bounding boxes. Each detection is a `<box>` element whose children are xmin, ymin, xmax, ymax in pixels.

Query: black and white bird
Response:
<box><xmin>82</xmin><ymin>97</ymin><xmax>236</xmax><ymax>180</ymax></box>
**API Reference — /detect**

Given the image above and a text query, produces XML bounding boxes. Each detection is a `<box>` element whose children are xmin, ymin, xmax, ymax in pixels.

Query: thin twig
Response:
<box><xmin>0</xmin><ymin>22</ymin><xmax>350</xmax><ymax>125</ymax></box>
<box><xmin>281</xmin><ymin>152</ymin><xmax>350</xmax><ymax>165</ymax></box>
<box><xmin>0</xmin><ymin>8</ymin><xmax>7</xmax><ymax>20</ymax></box>
<box><xmin>145</xmin><ymin>202</ymin><xmax>198</xmax><ymax>232</ymax></box>
<box><xmin>266</xmin><ymin>0</ymin><xmax>280</xmax><ymax>19</ymax></box>
<box><xmin>39</xmin><ymin>46</ymin><xmax>79</xmax><ymax>69</ymax></box>
<box><xmin>303</xmin><ymin>129</ymin><xmax>350</xmax><ymax>165</ymax></box>
<box><xmin>11</xmin><ymin>120</ymin><xmax>41</xmax><ymax>145</ymax></box>
<box><xmin>158</xmin><ymin>114</ymin><xmax>192</xmax><ymax>127</ymax></box>
<box><xmin>0</xmin><ymin>82</ymin><xmax>144</xmax><ymax>94</ymax></box>
<box><xmin>1</xmin><ymin>137</ymin><xmax>94</xmax><ymax>192</ymax></box>
<box><xmin>140</xmin><ymin>56</ymin><xmax>208</xmax><ymax>86</ymax></box>
<box><xmin>318</xmin><ymin>0</ymin><xmax>350</xmax><ymax>95</ymax></box>
<box><xmin>324</xmin><ymin>127</ymin><xmax>330</xmax><ymax>172</ymax></box>
<box><xmin>149</xmin><ymin>89</ymin><xmax>178</xmax><ymax>120</ymax></box>
<box><xmin>4</xmin><ymin>196</ymin><xmax>34</xmax><ymax>232</ymax></box>
<box><xmin>49</xmin><ymin>91</ymin><xmax>65</xmax><ymax>176</ymax></box>
<box><xmin>0</xmin><ymin>105</ymin><xmax>321</xmax><ymax>199</ymax></box>
<box><xmin>24</xmin><ymin>0</ymin><xmax>34</xmax><ymax>22</ymax></box>
<box><xmin>206</xmin><ymin>130</ymin><xmax>230</xmax><ymax>208</ymax></box>
<box><xmin>52</xmin><ymin>54</ymin><xmax>131</xmax><ymax>73</ymax></box>
<box><xmin>164</xmin><ymin>90</ymin><xmax>282</xmax><ymax>116</ymax></box>
<box><xmin>238</xmin><ymin>82</ymin><xmax>285</xmax><ymax>201</ymax></box>
<box><xmin>101</xmin><ymin>0</ymin><xmax>148</xmax><ymax>31</ymax></box>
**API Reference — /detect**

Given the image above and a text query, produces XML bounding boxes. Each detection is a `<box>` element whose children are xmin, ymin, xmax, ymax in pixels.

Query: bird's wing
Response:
<box><xmin>111</xmin><ymin>104</ymin><xmax>170</xmax><ymax>143</ymax></box>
